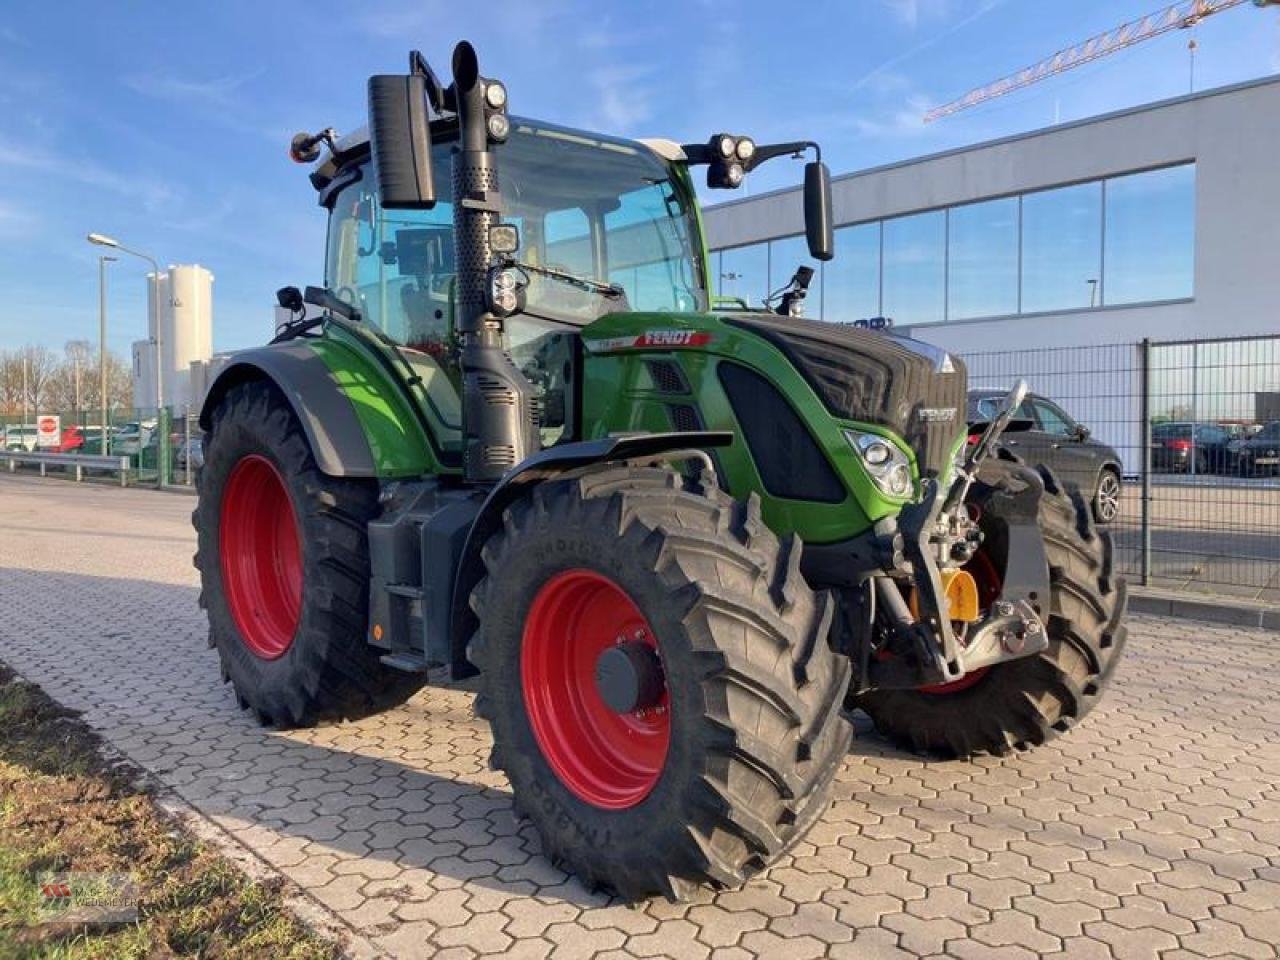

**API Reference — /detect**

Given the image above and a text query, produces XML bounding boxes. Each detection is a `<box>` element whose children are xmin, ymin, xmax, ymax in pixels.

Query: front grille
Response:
<box><xmin>719</xmin><ymin>362</ymin><xmax>846</xmax><ymax>503</ymax></box>
<box><xmin>726</xmin><ymin>315</ymin><xmax>967</xmax><ymax>478</ymax></box>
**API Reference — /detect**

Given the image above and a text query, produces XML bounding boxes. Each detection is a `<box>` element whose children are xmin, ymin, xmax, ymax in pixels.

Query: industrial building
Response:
<box><xmin>702</xmin><ymin>76</ymin><xmax>1280</xmax><ymax>447</ymax></box>
<box><xmin>131</xmin><ymin>264</ymin><xmax>216</xmax><ymax>411</ymax></box>
<box><xmin>704</xmin><ymin>75</ymin><xmax>1278</xmax><ymax>347</ymax></box>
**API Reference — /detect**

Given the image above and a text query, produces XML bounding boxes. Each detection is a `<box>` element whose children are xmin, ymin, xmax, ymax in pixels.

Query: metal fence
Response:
<box><xmin>963</xmin><ymin>334</ymin><xmax>1280</xmax><ymax>603</ymax></box>
<box><xmin>0</xmin><ymin>405</ymin><xmax>201</xmax><ymax>488</ymax></box>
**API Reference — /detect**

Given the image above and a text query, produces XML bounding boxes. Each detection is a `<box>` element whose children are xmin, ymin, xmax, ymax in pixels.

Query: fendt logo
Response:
<box><xmin>636</xmin><ymin>330</ymin><xmax>711</xmax><ymax>348</ymax></box>
<box><xmin>586</xmin><ymin>330</ymin><xmax>713</xmax><ymax>352</ymax></box>
<box><xmin>917</xmin><ymin>407</ymin><xmax>957</xmax><ymax>423</ymax></box>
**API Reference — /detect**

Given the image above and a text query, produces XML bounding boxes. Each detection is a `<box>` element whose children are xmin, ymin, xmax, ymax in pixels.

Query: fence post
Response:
<box><xmin>1139</xmin><ymin>338</ymin><xmax>1152</xmax><ymax>587</ymax></box>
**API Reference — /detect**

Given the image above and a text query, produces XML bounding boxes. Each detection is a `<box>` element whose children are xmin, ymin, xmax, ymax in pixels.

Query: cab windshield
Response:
<box><xmin>325</xmin><ymin>121</ymin><xmax>706</xmax><ymax>348</ymax></box>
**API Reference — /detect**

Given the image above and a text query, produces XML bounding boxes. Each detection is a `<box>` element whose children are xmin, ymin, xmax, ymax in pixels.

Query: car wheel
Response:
<box><xmin>1093</xmin><ymin>469</ymin><xmax>1121</xmax><ymax>524</ymax></box>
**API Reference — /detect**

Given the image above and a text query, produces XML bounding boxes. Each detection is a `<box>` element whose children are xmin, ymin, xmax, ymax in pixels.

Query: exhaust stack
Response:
<box><xmin>450</xmin><ymin>42</ymin><xmax>540</xmax><ymax>482</ymax></box>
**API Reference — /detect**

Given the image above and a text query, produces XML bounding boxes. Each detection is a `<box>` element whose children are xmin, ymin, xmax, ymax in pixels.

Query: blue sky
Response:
<box><xmin>1</xmin><ymin>0</ymin><xmax>1276</xmax><ymax>356</ymax></box>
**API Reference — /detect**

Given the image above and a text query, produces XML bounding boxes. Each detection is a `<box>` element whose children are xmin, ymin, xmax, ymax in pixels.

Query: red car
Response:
<box><xmin>50</xmin><ymin>425</ymin><xmax>85</xmax><ymax>454</ymax></box>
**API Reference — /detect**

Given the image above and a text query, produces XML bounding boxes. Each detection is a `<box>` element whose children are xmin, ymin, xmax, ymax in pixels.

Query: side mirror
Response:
<box><xmin>804</xmin><ymin>161</ymin><xmax>834</xmax><ymax>262</ymax></box>
<box><xmin>368</xmin><ymin>74</ymin><xmax>435</xmax><ymax>210</ymax></box>
<box><xmin>276</xmin><ymin>286</ymin><xmax>304</xmax><ymax>313</ymax></box>
<box><xmin>1075</xmin><ymin>424</ymin><xmax>1091</xmax><ymax>442</ymax></box>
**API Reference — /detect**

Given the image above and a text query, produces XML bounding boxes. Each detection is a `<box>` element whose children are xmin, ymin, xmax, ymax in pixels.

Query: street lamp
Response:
<box><xmin>87</xmin><ymin>232</ymin><xmax>166</xmax><ymax>484</ymax></box>
<box><xmin>97</xmin><ymin>255</ymin><xmax>117</xmax><ymax>455</ymax></box>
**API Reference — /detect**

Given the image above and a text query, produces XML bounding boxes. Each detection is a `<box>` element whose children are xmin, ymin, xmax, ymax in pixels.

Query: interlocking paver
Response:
<box><xmin>4</xmin><ymin>472</ymin><xmax>1280</xmax><ymax>959</ymax></box>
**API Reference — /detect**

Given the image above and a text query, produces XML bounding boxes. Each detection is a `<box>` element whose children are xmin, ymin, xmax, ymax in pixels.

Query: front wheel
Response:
<box><xmin>1092</xmin><ymin>468</ymin><xmax>1121</xmax><ymax>524</ymax></box>
<box><xmin>856</xmin><ymin>461</ymin><xmax>1128</xmax><ymax>758</ymax></box>
<box><xmin>469</xmin><ymin>467</ymin><xmax>852</xmax><ymax>900</ymax></box>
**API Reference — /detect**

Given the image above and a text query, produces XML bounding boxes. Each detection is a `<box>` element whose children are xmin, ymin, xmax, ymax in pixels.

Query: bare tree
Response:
<box><xmin>45</xmin><ymin>340</ymin><xmax>97</xmax><ymax>413</ymax></box>
<box><xmin>0</xmin><ymin>350</ymin><xmax>22</xmax><ymax>415</ymax></box>
<box><xmin>0</xmin><ymin>343</ymin><xmax>133</xmax><ymax>419</ymax></box>
<box><xmin>14</xmin><ymin>344</ymin><xmax>56</xmax><ymax>417</ymax></box>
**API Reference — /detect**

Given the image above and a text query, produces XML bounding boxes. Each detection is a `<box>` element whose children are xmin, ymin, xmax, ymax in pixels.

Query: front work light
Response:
<box><xmin>846</xmin><ymin>430</ymin><xmax>914</xmax><ymax>499</ymax></box>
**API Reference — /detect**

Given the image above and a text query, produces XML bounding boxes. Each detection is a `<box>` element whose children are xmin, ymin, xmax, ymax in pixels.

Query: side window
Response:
<box><xmin>1033</xmin><ymin>400</ymin><xmax>1074</xmax><ymax>436</ymax></box>
<box><xmin>326</xmin><ymin>150</ymin><xmax>457</xmax><ymax>353</ymax></box>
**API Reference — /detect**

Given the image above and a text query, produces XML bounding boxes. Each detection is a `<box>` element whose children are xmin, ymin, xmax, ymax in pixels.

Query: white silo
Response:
<box><xmin>161</xmin><ymin>265</ymin><xmax>214</xmax><ymax>409</ymax></box>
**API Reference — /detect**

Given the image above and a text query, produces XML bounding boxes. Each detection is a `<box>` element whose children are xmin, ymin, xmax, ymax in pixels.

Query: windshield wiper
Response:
<box><xmin>503</xmin><ymin>260</ymin><xmax>627</xmax><ymax>300</ymax></box>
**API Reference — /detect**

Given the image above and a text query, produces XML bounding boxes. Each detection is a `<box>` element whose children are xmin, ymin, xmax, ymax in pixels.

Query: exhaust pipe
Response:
<box><xmin>450</xmin><ymin>42</ymin><xmax>540</xmax><ymax>482</ymax></box>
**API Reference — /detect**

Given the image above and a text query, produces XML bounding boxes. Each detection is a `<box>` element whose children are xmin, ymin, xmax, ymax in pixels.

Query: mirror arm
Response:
<box><xmin>745</xmin><ymin>140</ymin><xmax>820</xmax><ymax>172</ymax></box>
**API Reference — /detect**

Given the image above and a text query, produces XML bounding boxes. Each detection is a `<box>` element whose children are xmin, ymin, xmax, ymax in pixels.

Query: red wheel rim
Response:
<box><xmin>219</xmin><ymin>455</ymin><xmax>302</xmax><ymax>660</ymax></box>
<box><xmin>919</xmin><ymin>549</ymin><xmax>1003</xmax><ymax>695</ymax></box>
<box><xmin>521</xmin><ymin>570</ymin><xmax>670</xmax><ymax>810</ymax></box>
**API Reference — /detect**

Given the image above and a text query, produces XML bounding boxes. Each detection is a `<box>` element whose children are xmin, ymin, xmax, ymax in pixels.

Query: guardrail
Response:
<box><xmin>0</xmin><ymin>450</ymin><xmax>133</xmax><ymax>487</ymax></box>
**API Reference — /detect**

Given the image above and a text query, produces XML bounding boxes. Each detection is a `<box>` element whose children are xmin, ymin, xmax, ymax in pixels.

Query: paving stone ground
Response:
<box><xmin>1</xmin><ymin>472</ymin><xmax>1278</xmax><ymax>959</ymax></box>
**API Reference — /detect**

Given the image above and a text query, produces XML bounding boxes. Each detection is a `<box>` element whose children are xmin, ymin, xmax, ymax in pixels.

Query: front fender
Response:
<box><xmin>446</xmin><ymin>431</ymin><xmax>733</xmax><ymax>676</ymax></box>
<box><xmin>199</xmin><ymin>343</ymin><xmax>377</xmax><ymax>478</ymax></box>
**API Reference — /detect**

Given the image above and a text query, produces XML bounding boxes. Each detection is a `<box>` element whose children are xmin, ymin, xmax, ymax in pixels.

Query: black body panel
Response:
<box><xmin>726</xmin><ymin>314</ymin><xmax>967</xmax><ymax>478</ymax></box>
<box><xmin>718</xmin><ymin>362</ymin><xmax>845</xmax><ymax>503</ymax></box>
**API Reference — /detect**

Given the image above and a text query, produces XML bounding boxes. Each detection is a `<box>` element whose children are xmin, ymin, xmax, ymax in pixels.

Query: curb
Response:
<box><xmin>1129</xmin><ymin>589</ymin><xmax>1280</xmax><ymax>630</ymax></box>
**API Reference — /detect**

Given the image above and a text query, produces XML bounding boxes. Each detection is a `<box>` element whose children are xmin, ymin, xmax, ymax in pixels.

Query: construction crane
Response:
<box><xmin>925</xmin><ymin>0</ymin><xmax>1279</xmax><ymax>123</ymax></box>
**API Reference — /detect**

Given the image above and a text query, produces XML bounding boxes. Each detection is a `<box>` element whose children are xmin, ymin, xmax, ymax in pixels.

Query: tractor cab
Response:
<box><xmin>320</xmin><ymin>119</ymin><xmax>709</xmax><ymax>452</ymax></box>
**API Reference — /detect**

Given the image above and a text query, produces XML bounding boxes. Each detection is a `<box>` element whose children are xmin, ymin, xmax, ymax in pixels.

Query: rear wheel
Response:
<box><xmin>856</xmin><ymin>460</ymin><xmax>1127</xmax><ymax>758</ymax></box>
<box><xmin>470</xmin><ymin>467</ymin><xmax>852</xmax><ymax>899</ymax></box>
<box><xmin>194</xmin><ymin>380</ymin><xmax>425</xmax><ymax>727</ymax></box>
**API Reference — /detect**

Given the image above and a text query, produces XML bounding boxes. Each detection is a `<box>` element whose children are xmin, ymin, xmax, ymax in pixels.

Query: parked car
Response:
<box><xmin>112</xmin><ymin>422</ymin><xmax>154</xmax><ymax>456</ymax></box>
<box><xmin>969</xmin><ymin>390</ymin><xmax>1124</xmax><ymax>523</ymax></box>
<box><xmin>1150</xmin><ymin>422</ymin><xmax>1234</xmax><ymax>474</ymax></box>
<box><xmin>48</xmin><ymin>425</ymin><xmax>86</xmax><ymax>454</ymax></box>
<box><xmin>174</xmin><ymin>435</ymin><xmax>204</xmax><ymax>473</ymax></box>
<box><xmin>1229</xmin><ymin>420</ymin><xmax>1280</xmax><ymax>477</ymax></box>
<box><xmin>4</xmin><ymin>424</ymin><xmax>37</xmax><ymax>451</ymax></box>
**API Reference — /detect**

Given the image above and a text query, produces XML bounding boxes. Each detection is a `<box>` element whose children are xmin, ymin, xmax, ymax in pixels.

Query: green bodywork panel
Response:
<box><xmin>580</xmin><ymin>311</ymin><xmax>933</xmax><ymax>545</ymax></box>
<box><xmin>306</xmin><ymin>326</ymin><xmax>458</xmax><ymax>478</ymax></box>
<box><xmin>303</xmin><ymin>306</ymin><xmax>958</xmax><ymax>544</ymax></box>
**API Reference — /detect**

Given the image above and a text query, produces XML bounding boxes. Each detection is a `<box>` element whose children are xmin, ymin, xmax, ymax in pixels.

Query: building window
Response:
<box><xmin>709</xmin><ymin>162</ymin><xmax>1195</xmax><ymax>325</ymax></box>
<box><xmin>1021</xmin><ymin>182</ymin><xmax>1103</xmax><ymax>314</ymax></box>
<box><xmin>823</xmin><ymin>222</ymin><xmax>880</xmax><ymax>323</ymax></box>
<box><xmin>718</xmin><ymin>242</ymin><xmax>769</xmax><ymax>307</ymax></box>
<box><xmin>947</xmin><ymin>197</ymin><xmax>1018</xmax><ymax>320</ymax></box>
<box><xmin>1104</xmin><ymin>164</ymin><xmax>1194</xmax><ymax>306</ymax></box>
<box><xmin>883</xmin><ymin>210</ymin><xmax>945</xmax><ymax>326</ymax></box>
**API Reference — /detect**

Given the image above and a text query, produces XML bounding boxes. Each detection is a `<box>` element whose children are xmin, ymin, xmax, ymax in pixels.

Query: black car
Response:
<box><xmin>1230</xmin><ymin>421</ymin><xmax>1280</xmax><ymax>477</ymax></box>
<box><xmin>1150</xmin><ymin>422</ymin><xmax>1234</xmax><ymax>474</ymax></box>
<box><xmin>969</xmin><ymin>390</ymin><xmax>1124</xmax><ymax>524</ymax></box>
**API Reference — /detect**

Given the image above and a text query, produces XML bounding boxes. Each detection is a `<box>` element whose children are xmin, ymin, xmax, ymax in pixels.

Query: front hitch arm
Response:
<box><xmin>870</xmin><ymin>466</ymin><xmax>1051</xmax><ymax>692</ymax></box>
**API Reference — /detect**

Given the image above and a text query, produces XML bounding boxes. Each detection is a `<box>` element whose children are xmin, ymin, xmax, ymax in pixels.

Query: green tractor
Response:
<box><xmin>194</xmin><ymin>42</ymin><xmax>1127</xmax><ymax>899</ymax></box>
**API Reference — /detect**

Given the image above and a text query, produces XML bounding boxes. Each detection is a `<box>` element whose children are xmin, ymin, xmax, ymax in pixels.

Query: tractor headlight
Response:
<box><xmin>845</xmin><ymin>430</ymin><xmax>914</xmax><ymax>499</ymax></box>
<box><xmin>487</xmin><ymin>267</ymin><xmax>525</xmax><ymax>317</ymax></box>
<box><xmin>484</xmin><ymin>81</ymin><xmax>508</xmax><ymax>109</ymax></box>
<box><xmin>735</xmin><ymin>137</ymin><xmax>755</xmax><ymax>161</ymax></box>
<box><xmin>487</xmin><ymin>113</ymin><xmax>510</xmax><ymax>141</ymax></box>
<box><xmin>717</xmin><ymin>134</ymin><xmax>736</xmax><ymax>158</ymax></box>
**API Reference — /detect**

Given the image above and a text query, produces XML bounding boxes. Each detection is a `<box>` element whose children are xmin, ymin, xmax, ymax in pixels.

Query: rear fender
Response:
<box><xmin>199</xmin><ymin>343</ymin><xmax>377</xmax><ymax>477</ymax></box>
